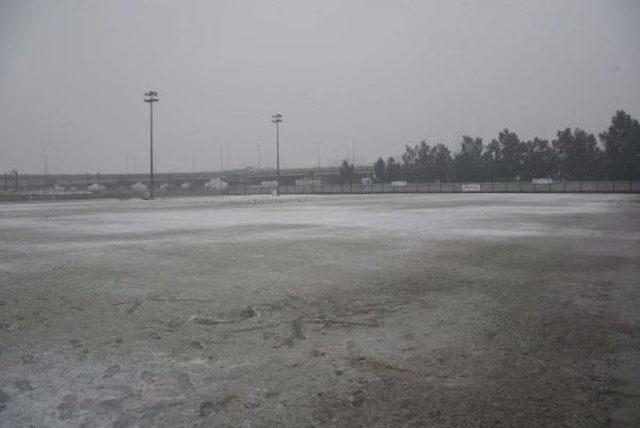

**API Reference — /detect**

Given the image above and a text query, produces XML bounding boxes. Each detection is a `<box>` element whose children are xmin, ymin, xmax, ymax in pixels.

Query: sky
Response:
<box><xmin>1</xmin><ymin>0</ymin><xmax>639</xmax><ymax>174</ymax></box>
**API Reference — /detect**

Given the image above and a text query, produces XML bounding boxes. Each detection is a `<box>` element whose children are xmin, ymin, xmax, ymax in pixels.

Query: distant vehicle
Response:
<box><xmin>390</xmin><ymin>181</ymin><xmax>407</xmax><ymax>187</ymax></box>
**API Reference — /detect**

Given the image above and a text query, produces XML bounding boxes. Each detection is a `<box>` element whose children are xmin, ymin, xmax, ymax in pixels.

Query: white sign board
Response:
<box><xmin>461</xmin><ymin>183</ymin><xmax>481</xmax><ymax>192</ymax></box>
<box><xmin>532</xmin><ymin>178</ymin><xmax>553</xmax><ymax>185</ymax></box>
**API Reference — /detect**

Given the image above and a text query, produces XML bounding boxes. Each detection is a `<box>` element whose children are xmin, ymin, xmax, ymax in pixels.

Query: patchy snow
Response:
<box><xmin>1</xmin><ymin>192</ymin><xmax>639</xmax><ymax>427</ymax></box>
<box><xmin>0</xmin><ymin>193</ymin><xmax>637</xmax><ymax>264</ymax></box>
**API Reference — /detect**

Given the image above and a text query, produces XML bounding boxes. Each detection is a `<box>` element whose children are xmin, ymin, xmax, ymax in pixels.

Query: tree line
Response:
<box><xmin>358</xmin><ymin>110</ymin><xmax>640</xmax><ymax>183</ymax></box>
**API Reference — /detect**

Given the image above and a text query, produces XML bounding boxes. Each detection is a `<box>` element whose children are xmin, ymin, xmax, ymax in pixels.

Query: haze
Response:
<box><xmin>1</xmin><ymin>0</ymin><xmax>639</xmax><ymax>174</ymax></box>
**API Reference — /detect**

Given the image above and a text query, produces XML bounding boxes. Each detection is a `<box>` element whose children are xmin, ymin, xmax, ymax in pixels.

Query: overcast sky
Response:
<box><xmin>1</xmin><ymin>0</ymin><xmax>639</xmax><ymax>174</ymax></box>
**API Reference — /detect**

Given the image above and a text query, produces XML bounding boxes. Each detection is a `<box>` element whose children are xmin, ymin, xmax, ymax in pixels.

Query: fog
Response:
<box><xmin>1</xmin><ymin>0</ymin><xmax>639</xmax><ymax>174</ymax></box>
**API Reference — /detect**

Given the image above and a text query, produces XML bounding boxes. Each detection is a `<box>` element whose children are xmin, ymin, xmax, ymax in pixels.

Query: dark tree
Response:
<box><xmin>521</xmin><ymin>138</ymin><xmax>557</xmax><ymax>180</ymax></box>
<box><xmin>415</xmin><ymin>141</ymin><xmax>431</xmax><ymax>181</ymax></box>
<box><xmin>386</xmin><ymin>157</ymin><xmax>401</xmax><ymax>182</ymax></box>
<box><xmin>482</xmin><ymin>139</ymin><xmax>502</xmax><ymax>181</ymax></box>
<box><xmin>401</xmin><ymin>144</ymin><xmax>418</xmax><ymax>182</ymax></box>
<box><xmin>339</xmin><ymin>160</ymin><xmax>355</xmax><ymax>184</ymax></box>
<box><xmin>368</xmin><ymin>110</ymin><xmax>636</xmax><ymax>184</ymax></box>
<box><xmin>496</xmin><ymin>129</ymin><xmax>525</xmax><ymax>180</ymax></box>
<box><xmin>454</xmin><ymin>136</ymin><xmax>484</xmax><ymax>181</ymax></box>
<box><xmin>373</xmin><ymin>157</ymin><xmax>386</xmax><ymax>183</ymax></box>
<box><xmin>552</xmin><ymin>128</ymin><xmax>601</xmax><ymax>180</ymax></box>
<box><xmin>430</xmin><ymin>143</ymin><xmax>453</xmax><ymax>182</ymax></box>
<box><xmin>599</xmin><ymin>110</ymin><xmax>640</xmax><ymax>180</ymax></box>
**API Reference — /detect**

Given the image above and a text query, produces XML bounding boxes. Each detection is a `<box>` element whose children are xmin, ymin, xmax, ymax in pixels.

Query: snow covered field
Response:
<box><xmin>1</xmin><ymin>194</ymin><xmax>639</xmax><ymax>427</ymax></box>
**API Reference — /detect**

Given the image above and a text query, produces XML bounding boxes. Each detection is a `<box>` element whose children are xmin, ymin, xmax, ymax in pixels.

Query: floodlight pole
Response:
<box><xmin>271</xmin><ymin>114</ymin><xmax>283</xmax><ymax>196</ymax></box>
<box><xmin>144</xmin><ymin>91</ymin><xmax>159</xmax><ymax>199</ymax></box>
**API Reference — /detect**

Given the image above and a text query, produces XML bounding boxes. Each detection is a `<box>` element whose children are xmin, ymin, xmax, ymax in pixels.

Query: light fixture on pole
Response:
<box><xmin>271</xmin><ymin>113</ymin><xmax>283</xmax><ymax>196</ymax></box>
<box><xmin>144</xmin><ymin>91</ymin><xmax>159</xmax><ymax>199</ymax></box>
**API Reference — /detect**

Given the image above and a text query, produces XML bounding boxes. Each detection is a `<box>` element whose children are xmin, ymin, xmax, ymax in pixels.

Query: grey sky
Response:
<box><xmin>1</xmin><ymin>0</ymin><xmax>639</xmax><ymax>174</ymax></box>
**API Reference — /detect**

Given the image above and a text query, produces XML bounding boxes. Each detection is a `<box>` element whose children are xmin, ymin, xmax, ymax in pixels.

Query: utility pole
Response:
<box><xmin>144</xmin><ymin>91</ymin><xmax>159</xmax><ymax>199</ymax></box>
<box><xmin>12</xmin><ymin>169</ymin><xmax>18</xmax><ymax>192</ymax></box>
<box><xmin>219</xmin><ymin>145</ymin><xmax>223</xmax><ymax>173</ymax></box>
<box><xmin>3</xmin><ymin>172</ymin><xmax>7</xmax><ymax>193</ymax></box>
<box><xmin>43</xmin><ymin>148</ymin><xmax>48</xmax><ymax>176</ymax></box>
<box><xmin>256</xmin><ymin>143</ymin><xmax>261</xmax><ymax>169</ymax></box>
<box><xmin>271</xmin><ymin>113</ymin><xmax>283</xmax><ymax>196</ymax></box>
<box><xmin>352</xmin><ymin>141</ymin><xmax>356</xmax><ymax>166</ymax></box>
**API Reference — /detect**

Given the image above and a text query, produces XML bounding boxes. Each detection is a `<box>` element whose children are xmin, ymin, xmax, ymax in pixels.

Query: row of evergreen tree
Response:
<box><xmin>363</xmin><ymin>110</ymin><xmax>640</xmax><ymax>183</ymax></box>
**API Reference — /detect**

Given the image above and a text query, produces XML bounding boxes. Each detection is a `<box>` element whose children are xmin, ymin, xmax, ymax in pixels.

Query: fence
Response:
<box><xmin>222</xmin><ymin>180</ymin><xmax>640</xmax><ymax>195</ymax></box>
<box><xmin>1</xmin><ymin>180</ymin><xmax>638</xmax><ymax>203</ymax></box>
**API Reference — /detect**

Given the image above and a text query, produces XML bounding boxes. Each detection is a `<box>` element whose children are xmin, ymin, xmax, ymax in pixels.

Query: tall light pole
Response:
<box><xmin>271</xmin><ymin>113</ymin><xmax>283</xmax><ymax>196</ymax></box>
<box><xmin>256</xmin><ymin>143</ymin><xmax>261</xmax><ymax>170</ymax></box>
<box><xmin>144</xmin><ymin>91</ymin><xmax>159</xmax><ymax>199</ymax></box>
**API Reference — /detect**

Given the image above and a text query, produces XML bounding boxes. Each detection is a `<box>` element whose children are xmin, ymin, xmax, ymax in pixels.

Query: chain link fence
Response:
<box><xmin>222</xmin><ymin>180</ymin><xmax>640</xmax><ymax>195</ymax></box>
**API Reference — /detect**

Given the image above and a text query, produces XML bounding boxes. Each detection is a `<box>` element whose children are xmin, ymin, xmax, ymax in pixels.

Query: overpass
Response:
<box><xmin>3</xmin><ymin>165</ymin><xmax>375</xmax><ymax>192</ymax></box>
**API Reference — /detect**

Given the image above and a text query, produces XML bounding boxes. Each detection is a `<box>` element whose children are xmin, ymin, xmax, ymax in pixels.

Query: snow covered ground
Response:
<box><xmin>1</xmin><ymin>193</ymin><xmax>639</xmax><ymax>427</ymax></box>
